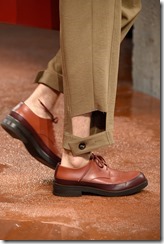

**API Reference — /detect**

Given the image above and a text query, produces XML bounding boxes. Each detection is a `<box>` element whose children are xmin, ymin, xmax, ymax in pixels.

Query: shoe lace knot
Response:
<box><xmin>90</xmin><ymin>153</ymin><xmax>109</xmax><ymax>169</ymax></box>
<box><xmin>38</xmin><ymin>99</ymin><xmax>58</xmax><ymax>123</ymax></box>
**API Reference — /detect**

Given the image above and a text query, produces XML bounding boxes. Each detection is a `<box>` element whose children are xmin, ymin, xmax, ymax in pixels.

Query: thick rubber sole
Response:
<box><xmin>53</xmin><ymin>180</ymin><xmax>148</xmax><ymax>197</ymax></box>
<box><xmin>1</xmin><ymin>115</ymin><xmax>60</xmax><ymax>169</ymax></box>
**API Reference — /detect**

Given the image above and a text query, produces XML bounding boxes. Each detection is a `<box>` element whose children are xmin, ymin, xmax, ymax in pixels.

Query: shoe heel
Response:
<box><xmin>1</xmin><ymin>115</ymin><xmax>27</xmax><ymax>143</ymax></box>
<box><xmin>53</xmin><ymin>182</ymin><xmax>82</xmax><ymax>197</ymax></box>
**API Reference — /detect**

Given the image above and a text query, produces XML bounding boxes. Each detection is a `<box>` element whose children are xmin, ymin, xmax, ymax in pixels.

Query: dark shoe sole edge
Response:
<box><xmin>53</xmin><ymin>180</ymin><xmax>148</xmax><ymax>197</ymax></box>
<box><xmin>1</xmin><ymin>115</ymin><xmax>60</xmax><ymax>169</ymax></box>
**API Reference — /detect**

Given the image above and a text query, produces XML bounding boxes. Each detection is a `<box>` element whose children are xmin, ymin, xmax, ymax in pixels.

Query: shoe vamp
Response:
<box><xmin>81</xmin><ymin>167</ymin><xmax>139</xmax><ymax>185</ymax></box>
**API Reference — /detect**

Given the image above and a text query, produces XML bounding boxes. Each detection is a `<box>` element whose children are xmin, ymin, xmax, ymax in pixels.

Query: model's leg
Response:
<box><xmin>29</xmin><ymin>0</ymin><xmax>142</xmax><ymax>169</ymax></box>
<box><xmin>61</xmin><ymin>113</ymin><xmax>91</xmax><ymax>168</ymax></box>
<box><xmin>52</xmin><ymin>0</ymin><xmax>148</xmax><ymax>197</ymax></box>
<box><xmin>24</xmin><ymin>84</ymin><xmax>59</xmax><ymax>118</ymax></box>
<box><xmin>25</xmin><ymin>50</ymin><xmax>63</xmax><ymax>118</ymax></box>
<box><xmin>59</xmin><ymin>0</ymin><xmax>123</xmax><ymax>165</ymax></box>
<box><xmin>25</xmin><ymin>0</ymin><xmax>142</xmax><ymax>164</ymax></box>
<box><xmin>60</xmin><ymin>0</ymin><xmax>121</xmax><ymax>159</ymax></box>
<box><xmin>58</xmin><ymin>0</ymin><xmax>142</xmax><ymax>169</ymax></box>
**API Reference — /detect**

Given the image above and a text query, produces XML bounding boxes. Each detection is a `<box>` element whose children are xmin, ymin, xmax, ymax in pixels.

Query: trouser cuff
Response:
<box><xmin>34</xmin><ymin>70</ymin><xmax>64</xmax><ymax>93</ymax></box>
<box><xmin>63</xmin><ymin>131</ymin><xmax>114</xmax><ymax>156</ymax></box>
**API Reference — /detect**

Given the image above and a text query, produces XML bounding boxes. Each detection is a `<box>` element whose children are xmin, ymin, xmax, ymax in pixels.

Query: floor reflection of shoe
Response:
<box><xmin>53</xmin><ymin>153</ymin><xmax>148</xmax><ymax>197</ymax></box>
<box><xmin>1</xmin><ymin>102</ymin><xmax>61</xmax><ymax>169</ymax></box>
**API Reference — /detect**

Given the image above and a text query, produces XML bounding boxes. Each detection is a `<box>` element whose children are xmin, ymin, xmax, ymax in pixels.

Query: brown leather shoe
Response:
<box><xmin>53</xmin><ymin>154</ymin><xmax>148</xmax><ymax>196</ymax></box>
<box><xmin>1</xmin><ymin>102</ymin><xmax>61</xmax><ymax>169</ymax></box>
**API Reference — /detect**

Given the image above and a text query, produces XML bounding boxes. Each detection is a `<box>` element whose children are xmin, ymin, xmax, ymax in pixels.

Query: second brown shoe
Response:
<box><xmin>53</xmin><ymin>153</ymin><xmax>148</xmax><ymax>197</ymax></box>
<box><xmin>1</xmin><ymin>102</ymin><xmax>61</xmax><ymax>169</ymax></box>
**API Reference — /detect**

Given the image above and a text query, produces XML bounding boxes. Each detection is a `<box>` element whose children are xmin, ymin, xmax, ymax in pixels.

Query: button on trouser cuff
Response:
<box><xmin>63</xmin><ymin>131</ymin><xmax>114</xmax><ymax>156</ymax></box>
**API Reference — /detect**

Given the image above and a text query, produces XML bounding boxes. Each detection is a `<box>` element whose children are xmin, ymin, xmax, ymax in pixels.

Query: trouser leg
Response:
<box><xmin>35</xmin><ymin>0</ymin><xmax>141</xmax><ymax>156</ymax></box>
<box><xmin>35</xmin><ymin>50</ymin><xmax>63</xmax><ymax>92</ymax></box>
<box><xmin>121</xmin><ymin>0</ymin><xmax>142</xmax><ymax>41</ymax></box>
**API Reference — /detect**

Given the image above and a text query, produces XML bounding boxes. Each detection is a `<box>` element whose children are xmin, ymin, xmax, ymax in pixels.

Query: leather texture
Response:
<box><xmin>10</xmin><ymin>102</ymin><xmax>61</xmax><ymax>159</ymax></box>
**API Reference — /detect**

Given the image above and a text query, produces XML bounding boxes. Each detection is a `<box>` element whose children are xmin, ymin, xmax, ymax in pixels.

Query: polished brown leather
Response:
<box><xmin>10</xmin><ymin>102</ymin><xmax>61</xmax><ymax>159</ymax></box>
<box><xmin>55</xmin><ymin>154</ymin><xmax>147</xmax><ymax>192</ymax></box>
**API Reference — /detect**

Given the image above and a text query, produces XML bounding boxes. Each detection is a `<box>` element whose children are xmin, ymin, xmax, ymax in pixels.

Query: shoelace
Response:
<box><xmin>38</xmin><ymin>99</ymin><xmax>58</xmax><ymax>123</ymax></box>
<box><xmin>90</xmin><ymin>153</ymin><xmax>109</xmax><ymax>169</ymax></box>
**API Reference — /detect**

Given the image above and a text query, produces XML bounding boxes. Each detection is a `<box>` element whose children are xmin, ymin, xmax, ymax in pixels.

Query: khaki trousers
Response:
<box><xmin>35</xmin><ymin>0</ymin><xmax>141</xmax><ymax>156</ymax></box>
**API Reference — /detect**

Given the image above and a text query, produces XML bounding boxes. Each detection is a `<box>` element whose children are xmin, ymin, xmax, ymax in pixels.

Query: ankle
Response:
<box><xmin>61</xmin><ymin>149</ymin><xmax>90</xmax><ymax>168</ymax></box>
<box><xmin>24</xmin><ymin>84</ymin><xmax>59</xmax><ymax>118</ymax></box>
<box><xmin>24</xmin><ymin>98</ymin><xmax>53</xmax><ymax>119</ymax></box>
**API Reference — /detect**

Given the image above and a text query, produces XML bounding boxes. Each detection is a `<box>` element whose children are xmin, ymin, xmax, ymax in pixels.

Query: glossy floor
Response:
<box><xmin>0</xmin><ymin>24</ymin><xmax>160</xmax><ymax>241</ymax></box>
